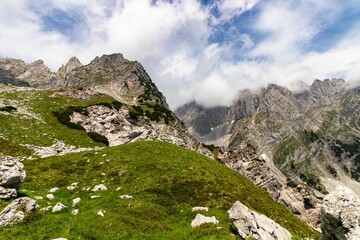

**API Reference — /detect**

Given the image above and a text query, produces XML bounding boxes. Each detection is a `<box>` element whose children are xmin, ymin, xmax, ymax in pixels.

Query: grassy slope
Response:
<box><xmin>0</xmin><ymin>141</ymin><xmax>319</xmax><ymax>240</ymax></box>
<box><xmin>0</xmin><ymin>87</ymin><xmax>115</xmax><ymax>156</ymax></box>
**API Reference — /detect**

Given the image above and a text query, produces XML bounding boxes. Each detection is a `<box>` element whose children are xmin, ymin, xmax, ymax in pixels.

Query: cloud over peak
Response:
<box><xmin>0</xmin><ymin>0</ymin><xmax>359</xmax><ymax>108</ymax></box>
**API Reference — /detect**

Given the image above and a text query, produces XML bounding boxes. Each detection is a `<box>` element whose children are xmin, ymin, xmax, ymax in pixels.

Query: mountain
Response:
<box><xmin>0</xmin><ymin>54</ymin><xmax>320</xmax><ymax>239</ymax></box>
<box><xmin>176</xmin><ymin>78</ymin><xmax>360</xmax><ymax>228</ymax></box>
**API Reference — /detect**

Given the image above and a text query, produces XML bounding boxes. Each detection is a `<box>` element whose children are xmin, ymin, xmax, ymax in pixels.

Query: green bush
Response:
<box><xmin>52</xmin><ymin>106</ymin><xmax>88</xmax><ymax>130</ymax></box>
<box><xmin>0</xmin><ymin>105</ymin><xmax>17</xmax><ymax>112</ymax></box>
<box><xmin>87</xmin><ymin>132</ymin><xmax>109</xmax><ymax>146</ymax></box>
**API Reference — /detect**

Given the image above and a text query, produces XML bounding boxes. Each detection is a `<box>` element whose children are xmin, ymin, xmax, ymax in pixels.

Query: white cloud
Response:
<box><xmin>0</xmin><ymin>0</ymin><xmax>359</xmax><ymax>109</ymax></box>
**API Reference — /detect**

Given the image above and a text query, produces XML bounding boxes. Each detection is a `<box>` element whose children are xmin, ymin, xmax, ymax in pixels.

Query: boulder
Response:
<box><xmin>0</xmin><ymin>197</ymin><xmax>37</xmax><ymax>227</ymax></box>
<box><xmin>52</xmin><ymin>202</ymin><xmax>67</xmax><ymax>213</ymax></box>
<box><xmin>228</xmin><ymin>201</ymin><xmax>291</xmax><ymax>240</ymax></box>
<box><xmin>0</xmin><ymin>187</ymin><xmax>17</xmax><ymax>199</ymax></box>
<box><xmin>72</xmin><ymin>197</ymin><xmax>81</xmax><ymax>207</ymax></box>
<box><xmin>48</xmin><ymin>187</ymin><xmax>59</xmax><ymax>193</ymax></box>
<box><xmin>191</xmin><ymin>214</ymin><xmax>219</xmax><ymax>228</ymax></box>
<box><xmin>321</xmin><ymin>186</ymin><xmax>360</xmax><ymax>240</ymax></box>
<box><xmin>192</xmin><ymin>206</ymin><xmax>208</xmax><ymax>212</ymax></box>
<box><xmin>0</xmin><ymin>158</ymin><xmax>26</xmax><ymax>199</ymax></box>
<box><xmin>92</xmin><ymin>184</ymin><xmax>107</xmax><ymax>192</ymax></box>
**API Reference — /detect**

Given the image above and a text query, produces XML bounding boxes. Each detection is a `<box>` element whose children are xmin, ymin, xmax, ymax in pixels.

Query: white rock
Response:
<box><xmin>72</xmin><ymin>197</ymin><xmax>81</xmax><ymax>207</ymax></box>
<box><xmin>41</xmin><ymin>206</ymin><xmax>51</xmax><ymax>211</ymax></box>
<box><xmin>0</xmin><ymin>197</ymin><xmax>37</xmax><ymax>227</ymax></box>
<box><xmin>90</xmin><ymin>195</ymin><xmax>100</xmax><ymax>199</ymax></box>
<box><xmin>97</xmin><ymin>210</ymin><xmax>105</xmax><ymax>217</ymax></box>
<box><xmin>71</xmin><ymin>209</ymin><xmax>79</xmax><ymax>216</ymax></box>
<box><xmin>66</xmin><ymin>186</ymin><xmax>76</xmax><ymax>191</ymax></box>
<box><xmin>71</xmin><ymin>182</ymin><xmax>78</xmax><ymax>187</ymax></box>
<box><xmin>46</xmin><ymin>194</ymin><xmax>55</xmax><ymax>200</ymax></box>
<box><xmin>52</xmin><ymin>238</ymin><xmax>67</xmax><ymax>240</ymax></box>
<box><xmin>191</xmin><ymin>214</ymin><xmax>218</xmax><ymax>228</ymax></box>
<box><xmin>52</xmin><ymin>202</ymin><xmax>67</xmax><ymax>213</ymax></box>
<box><xmin>0</xmin><ymin>187</ymin><xmax>17</xmax><ymax>199</ymax></box>
<box><xmin>119</xmin><ymin>195</ymin><xmax>133</xmax><ymax>199</ymax></box>
<box><xmin>34</xmin><ymin>196</ymin><xmax>43</xmax><ymax>200</ymax></box>
<box><xmin>92</xmin><ymin>184</ymin><xmax>107</xmax><ymax>192</ymax></box>
<box><xmin>48</xmin><ymin>187</ymin><xmax>59</xmax><ymax>193</ymax></box>
<box><xmin>192</xmin><ymin>206</ymin><xmax>208</xmax><ymax>212</ymax></box>
<box><xmin>228</xmin><ymin>201</ymin><xmax>291</xmax><ymax>240</ymax></box>
<box><xmin>321</xmin><ymin>186</ymin><xmax>360</xmax><ymax>240</ymax></box>
<box><xmin>116</xmin><ymin>187</ymin><xmax>122</xmax><ymax>191</ymax></box>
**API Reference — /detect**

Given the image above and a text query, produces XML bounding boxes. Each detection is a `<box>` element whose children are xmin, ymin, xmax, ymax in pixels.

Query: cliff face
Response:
<box><xmin>0</xmin><ymin>54</ymin><xmax>168</xmax><ymax>108</ymax></box>
<box><xmin>176</xmin><ymin>79</ymin><xmax>360</xmax><ymax>228</ymax></box>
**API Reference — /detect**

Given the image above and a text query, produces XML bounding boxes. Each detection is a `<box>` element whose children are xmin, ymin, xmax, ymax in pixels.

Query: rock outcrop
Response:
<box><xmin>222</xmin><ymin>145</ymin><xmax>321</xmax><ymax>228</ymax></box>
<box><xmin>228</xmin><ymin>201</ymin><xmax>292</xmax><ymax>240</ymax></box>
<box><xmin>321</xmin><ymin>186</ymin><xmax>360</xmax><ymax>240</ymax></box>
<box><xmin>0</xmin><ymin>58</ymin><xmax>56</xmax><ymax>88</ymax></box>
<box><xmin>0</xmin><ymin>157</ymin><xmax>26</xmax><ymax>199</ymax></box>
<box><xmin>191</xmin><ymin>214</ymin><xmax>219</xmax><ymax>228</ymax></box>
<box><xmin>0</xmin><ymin>197</ymin><xmax>37</xmax><ymax>227</ymax></box>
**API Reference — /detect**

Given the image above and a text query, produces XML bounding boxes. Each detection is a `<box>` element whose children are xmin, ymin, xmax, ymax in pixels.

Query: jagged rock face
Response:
<box><xmin>321</xmin><ymin>186</ymin><xmax>360</xmax><ymax>240</ymax></box>
<box><xmin>57</xmin><ymin>56</ymin><xmax>82</xmax><ymax>85</ymax></box>
<box><xmin>222</xmin><ymin>145</ymin><xmax>321</xmax><ymax>229</ymax></box>
<box><xmin>228</xmin><ymin>201</ymin><xmax>292</xmax><ymax>240</ymax></box>
<box><xmin>177</xmin><ymin>79</ymin><xmax>360</xmax><ymax>193</ymax></box>
<box><xmin>0</xmin><ymin>197</ymin><xmax>37</xmax><ymax>227</ymax></box>
<box><xmin>0</xmin><ymin>58</ymin><xmax>56</xmax><ymax>88</ymax></box>
<box><xmin>0</xmin><ymin>54</ymin><xmax>168</xmax><ymax>108</ymax></box>
<box><xmin>70</xmin><ymin>104</ymin><xmax>207</xmax><ymax>155</ymax></box>
<box><xmin>62</xmin><ymin>53</ymin><xmax>167</xmax><ymax>106</ymax></box>
<box><xmin>175</xmin><ymin>101</ymin><xmax>231</xmax><ymax>146</ymax></box>
<box><xmin>0</xmin><ymin>157</ymin><xmax>26</xmax><ymax>199</ymax></box>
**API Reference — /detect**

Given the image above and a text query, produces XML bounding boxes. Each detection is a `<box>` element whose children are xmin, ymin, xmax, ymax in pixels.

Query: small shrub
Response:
<box><xmin>0</xmin><ymin>105</ymin><xmax>17</xmax><ymax>112</ymax></box>
<box><xmin>87</xmin><ymin>132</ymin><xmax>109</xmax><ymax>146</ymax></box>
<box><xmin>52</xmin><ymin>106</ymin><xmax>88</xmax><ymax>130</ymax></box>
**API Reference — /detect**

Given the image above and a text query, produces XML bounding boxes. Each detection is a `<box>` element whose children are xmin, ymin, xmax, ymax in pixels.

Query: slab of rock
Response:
<box><xmin>92</xmin><ymin>184</ymin><xmax>107</xmax><ymax>191</ymax></box>
<box><xmin>46</xmin><ymin>194</ymin><xmax>55</xmax><ymax>200</ymax></box>
<box><xmin>321</xmin><ymin>186</ymin><xmax>360</xmax><ymax>240</ymax></box>
<box><xmin>192</xmin><ymin>206</ymin><xmax>208</xmax><ymax>212</ymax></box>
<box><xmin>52</xmin><ymin>202</ymin><xmax>67</xmax><ymax>213</ymax></box>
<box><xmin>48</xmin><ymin>187</ymin><xmax>59</xmax><ymax>193</ymax></box>
<box><xmin>228</xmin><ymin>201</ymin><xmax>291</xmax><ymax>240</ymax></box>
<box><xmin>119</xmin><ymin>195</ymin><xmax>133</xmax><ymax>199</ymax></box>
<box><xmin>97</xmin><ymin>210</ymin><xmax>105</xmax><ymax>217</ymax></box>
<box><xmin>191</xmin><ymin>214</ymin><xmax>219</xmax><ymax>228</ymax></box>
<box><xmin>72</xmin><ymin>197</ymin><xmax>81</xmax><ymax>207</ymax></box>
<box><xmin>0</xmin><ymin>197</ymin><xmax>37</xmax><ymax>227</ymax></box>
<box><xmin>0</xmin><ymin>187</ymin><xmax>17</xmax><ymax>199</ymax></box>
<box><xmin>71</xmin><ymin>209</ymin><xmax>79</xmax><ymax>216</ymax></box>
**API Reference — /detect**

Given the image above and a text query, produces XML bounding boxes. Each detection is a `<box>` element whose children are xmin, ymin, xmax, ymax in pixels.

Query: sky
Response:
<box><xmin>1</xmin><ymin>0</ymin><xmax>360</xmax><ymax>109</ymax></box>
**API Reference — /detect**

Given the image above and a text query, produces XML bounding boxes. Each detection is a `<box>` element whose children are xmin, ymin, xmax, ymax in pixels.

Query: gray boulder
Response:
<box><xmin>0</xmin><ymin>158</ymin><xmax>26</xmax><ymax>190</ymax></box>
<box><xmin>0</xmin><ymin>197</ymin><xmax>37</xmax><ymax>227</ymax></box>
<box><xmin>228</xmin><ymin>201</ymin><xmax>291</xmax><ymax>240</ymax></box>
<box><xmin>321</xmin><ymin>186</ymin><xmax>360</xmax><ymax>240</ymax></box>
<box><xmin>191</xmin><ymin>213</ymin><xmax>218</xmax><ymax>228</ymax></box>
<box><xmin>0</xmin><ymin>158</ymin><xmax>26</xmax><ymax>199</ymax></box>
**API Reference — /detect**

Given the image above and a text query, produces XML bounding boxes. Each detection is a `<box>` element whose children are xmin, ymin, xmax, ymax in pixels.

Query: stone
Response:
<box><xmin>46</xmin><ymin>194</ymin><xmax>55</xmax><ymax>200</ymax></box>
<box><xmin>0</xmin><ymin>187</ymin><xmax>17</xmax><ymax>199</ymax></box>
<box><xmin>34</xmin><ymin>196</ymin><xmax>43</xmax><ymax>200</ymax></box>
<box><xmin>92</xmin><ymin>184</ymin><xmax>107</xmax><ymax>192</ymax></box>
<box><xmin>66</xmin><ymin>186</ymin><xmax>76</xmax><ymax>191</ymax></box>
<box><xmin>192</xmin><ymin>206</ymin><xmax>208</xmax><ymax>212</ymax></box>
<box><xmin>52</xmin><ymin>238</ymin><xmax>67</xmax><ymax>240</ymax></box>
<box><xmin>116</xmin><ymin>187</ymin><xmax>122</xmax><ymax>191</ymax></box>
<box><xmin>119</xmin><ymin>195</ymin><xmax>133</xmax><ymax>199</ymax></box>
<box><xmin>97</xmin><ymin>210</ymin><xmax>105</xmax><ymax>217</ymax></box>
<box><xmin>191</xmin><ymin>214</ymin><xmax>219</xmax><ymax>228</ymax></box>
<box><xmin>321</xmin><ymin>186</ymin><xmax>360</xmax><ymax>240</ymax></box>
<box><xmin>0</xmin><ymin>158</ymin><xmax>26</xmax><ymax>199</ymax></box>
<box><xmin>52</xmin><ymin>202</ymin><xmax>67</xmax><ymax>213</ymax></box>
<box><xmin>228</xmin><ymin>201</ymin><xmax>291</xmax><ymax>240</ymax></box>
<box><xmin>90</xmin><ymin>195</ymin><xmax>100</xmax><ymax>199</ymax></box>
<box><xmin>48</xmin><ymin>187</ymin><xmax>59</xmax><ymax>193</ymax></box>
<box><xmin>0</xmin><ymin>197</ymin><xmax>37</xmax><ymax>227</ymax></box>
<box><xmin>71</xmin><ymin>209</ymin><xmax>79</xmax><ymax>216</ymax></box>
<box><xmin>72</xmin><ymin>197</ymin><xmax>81</xmax><ymax>207</ymax></box>
<box><xmin>41</xmin><ymin>206</ymin><xmax>51</xmax><ymax>211</ymax></box>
